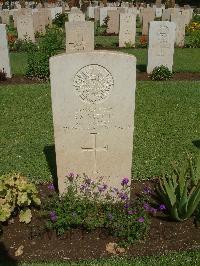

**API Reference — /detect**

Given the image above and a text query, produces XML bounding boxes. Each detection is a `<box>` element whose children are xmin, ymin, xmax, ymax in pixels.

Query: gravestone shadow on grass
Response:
<box><xmin>0</xmin><ymin>242</ymin><xmax>18</xmax><ymax>266</ymax></box>
<box><xmin>43</xmin><ymin>145</ymin><xmax>58</xmax><ymax>191</ymax></box>
<box><xmin>192</xmin><ymin>140</ymin><xmax>200</xmax><ymax>150</ymax></box>
<box><xmin>137</xmin><ymin>64</ymin><xmax>147</xmax><ymax>72</ymax></box>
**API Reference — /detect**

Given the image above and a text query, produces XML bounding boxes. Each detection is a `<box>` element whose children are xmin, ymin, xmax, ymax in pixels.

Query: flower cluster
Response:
<box><xmin>187</xmin><ymin>22</ymin><xmax>200</xmax><ymax>33</ymax></box>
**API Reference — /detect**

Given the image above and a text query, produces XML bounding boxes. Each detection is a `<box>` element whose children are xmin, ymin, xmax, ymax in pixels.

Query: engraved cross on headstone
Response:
<box><xmin>81</xmin><ymin>133</ymin><xmax>108</xmax><ymax>174</ymax></box>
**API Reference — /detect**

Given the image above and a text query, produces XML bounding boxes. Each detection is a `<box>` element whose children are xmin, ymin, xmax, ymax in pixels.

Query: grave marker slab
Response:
<box><xmin>119</xmin><ymin>13</ymin><xmax>136</xmax><ymax>47</ymax></box>
<box><xmin>171</xmin><ymin>13</ymin><xmax>185</xmax><ymax>47</ymax></box>
<box><xmin>0</xmin><ymin>24</ymin><xmax>11</xmax><ymax>78</ymax></box>
<box><xmin>50</xmin><ymin>51</ymin><xmax>136</xmax><ymax>195</ymax></box>
<box><xmin>65</xmin><ymin>21</ymin><xmax>94</xmax><ymax>53</ymax></box>
<box><xmin>147</xmin><ymin>21</ymin><xmax>176</xmax><ymax>73</ymax></box>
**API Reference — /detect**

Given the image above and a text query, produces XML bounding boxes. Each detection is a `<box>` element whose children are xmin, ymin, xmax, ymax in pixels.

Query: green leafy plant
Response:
<box><xmin>0</xmin><ymin>69</ymin><xmax>7</xmax><ymax>81</ymax></box>
<box><xmin>125</xmin><ymin>42</ymin><xmax>135</xmax><ymax>48</ymax></box>
<box><xmin>9</xmin><ymin>38</ymin><xmax>37</xmax><ymax>52</ymax></box>
<box><xmin>26</xmin><ymin>26</ymin><xmax>64</xmax><ymax>80</ymax></box>
<box><xmin>187</xmin><ymin>30</ymin><xmax>200</xmax><ymax>48</ymax></box>
<box><xmin>0</xmin><ymin>173</ymin><xmax>41</xmax><ymax>225</ymax></box>
<box><xmin>42</xmin><ymin>174</ymin><xmax>149</xmax><ymax>246</ymax></box>
<box><xmin>94</xmin><ymin>20</ymin><xmax>107</xmax><ymax>36</ymax></box>
<box><xmin>150</xmin><ymin>65</ymin><xmax>173</xmax><ymax>81</ymax></box>
<box><xmin>157</xmin><ymin>157</ymin><xmax>200</xmax><ymax>221</ymax></box>
<box><xmin>52</xmin><ymin>13</ymin><xmax>68</xmax><ymax>28</ymax></box>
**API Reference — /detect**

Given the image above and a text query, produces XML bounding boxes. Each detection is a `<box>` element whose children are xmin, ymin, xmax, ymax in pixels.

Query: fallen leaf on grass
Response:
<box><xmin>15</xmin><ymin>245</ymin><xmax>24</xmax><ymax>257</ymax></box>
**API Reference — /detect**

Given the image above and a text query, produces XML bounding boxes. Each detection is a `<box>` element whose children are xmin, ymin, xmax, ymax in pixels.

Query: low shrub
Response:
<box><xmin>0</xmin><ymin>69</ymin><xmax>7</xmax><ymax>81</ymax></box>
<box><xmin>94</xmin><ymin>20</ymin><xmax>107</xmax><ymax>36</ymax></box>
<box><xmin>9</xmin><ymin>38</ymin><xmax>37</xmax><ymax>52</ymax></box>
<box><xmin>42</xmin><ymin>174</ymin><xmax>149</xmax><ymax>246</ymax></box>
<box><xmin>0</xmin><ymin>173</ymin><xmax>41</xmax><ymax>226</ymax></box>
<box><xmin>26</xmin><ymin>26</ymin><xmax>65</xmax><ymax>80</ymax></box>
<box><xmin>187</xmin><ymin>30</ymin><xmax>200</xmax><ymax>48</ymax></box>
<box><xmin>150</xmin><ymin>65</ymin><xmax>173</xmax><ymax>81</ymax></box>
<box><xmin>52</xmin><ymin>13</ymin><xmax>68</xmax><ymax>28</ymax></box>
<box><xmin>157</xmin><ymin>157</ymin><xmax>200</xmax><ymax>221</ymax></box>
<box><xmin>137</xmin><ymin>35</ymin><xmax>148</xmax><ymax>48</ymax></box>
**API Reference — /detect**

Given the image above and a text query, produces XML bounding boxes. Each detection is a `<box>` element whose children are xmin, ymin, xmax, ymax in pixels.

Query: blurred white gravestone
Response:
<box><xmin>65</xmin><ymin>22</ymin><xmax>94</xmax><ymax>53</ymax></box>
<box><xmin>0</xmin><ymin>24</ymin><xmax>11</xmax><ymax>78</ymax></box>
<box><xmin>50</xmin><ymin>51</ymin><xmax>136</xmax><ymax>195</ymax></box>
<box><xmin>147</xmin><ymin>21</ymin><xmax>176</xmax><ymax>73</ymax></box>
<box><xmin>119</xmin><ymin>13</ymin><xmax>136</xmax><ymax>47</ymax></box>
<box><xmin>17</xmin><ymin>14</ymin><xmax>35</xmax><ymax>42</ymax></box>
<box><xmin>171</xmin><ymin>13</ymin><xmax>185</xmax><ymax>48</ymax></box>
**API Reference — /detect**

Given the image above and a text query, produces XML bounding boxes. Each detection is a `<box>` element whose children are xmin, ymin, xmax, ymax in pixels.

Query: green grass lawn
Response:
<box><xmin>10</xmin><ymin>46</ymin><xmax>200</xmax><ymax>77</ymax></box>
<box><xmin>1</xmin><ymin>81</ymin><xmax>200</xmax><ymax>183</ymax></box>
<box><xmin>2</xmin><ymin>250</ymin><xmax>199</xmax><ymax>266</ymax></box>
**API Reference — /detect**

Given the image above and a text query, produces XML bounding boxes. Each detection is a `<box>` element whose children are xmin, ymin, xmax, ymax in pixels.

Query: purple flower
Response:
<box><xmin>107</xmin><ymin>213</ymin><xmax>113</xmax><ymax>220</ymax></box>
<box><xmin>119</xmin><ymin>192</ymin><xmax>128</xmax><ymax>201</ymax></box>
<box><xmin>159</xmin><ymin>204</ymin><xmax>166</xmax><ymax>211</ymax></box>
<box><xmin>68</xmin><ymin>172</ymin><xmax>75</xmax><ymax>182</ymax></box>
<box><xmin>50</xmin><ymin>211</ymin><xmax>57</xmax><ymax>222</ymax></box>
<box><xmin>47</xmin><ymin>183</ymin><xmax>55</xmax><ymax>191</ymax></box>
<box><xmin>124</xmin><ymin>203</ymin><xmax>130</xmax><ymax>209</ymax></box>
<box><xmin>80</xmin><ymin>184</ymin><xmax>86</xmax><ymax>190</ymax></box>
<box><xmin>143</xmin><ymin>186</ymin><xmax>152</xmax><ymax>194</ymax></box>
<box><xmin>128</xmin><ymin>210</ymin><xmax>134</xmax><ymax>215</ymax></box>
<box><xmin>143</xmin><ymin>203</ymin><xmax>150</xmax><ymax>211</ymax></box>
<box><xmin>121</xmin><ymin>177</ymin><xmax>129</xmax><ymax>186</ymax></box>
<box><xmin>138</xmin><ymin>217</ymin><xmax>145</xmax><ymax>223</ymax></box>
<box><xmin>149</xmin><ymin>207</ymin><xmax>157</xmax><ymax>214</ymax></box>
<box><xmin>98</xmin><ymin>184</ymin><xmax>108</xmax><ymax>193</ymax></box>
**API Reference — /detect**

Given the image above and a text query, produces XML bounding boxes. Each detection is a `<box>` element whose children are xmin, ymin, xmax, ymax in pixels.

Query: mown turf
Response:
<box><xmin>1</xmin><ymin>81</ymin><xmax>200</xmax><ymax>182</ymax></box>
<box><xmin>10</xmin><ymin>52</ymin><xmax>28</xmax><ymax>76</ymax></box>
<box><xmin>2</xmin><ymin>250</ymin><xmax>200</xmax><ymax>266</ymax></box>
<box><xmin>10</xmin><ymin>46</ymin><xmax>200</xmax><ymax>77</ymax></box>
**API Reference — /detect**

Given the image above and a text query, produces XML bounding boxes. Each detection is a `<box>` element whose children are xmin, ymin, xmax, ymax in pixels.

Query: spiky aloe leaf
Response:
<box><xmin>170</xmin><ymin>204</ymin><xmax>182</xmax><ymax>221</ymax></box>
<box><xmin>156</xmin><ymin>186</ymin><xmax>171</xmax><ymax>210</ymax></box>
<box><xmin>178</xmin><ymin>180</ymin><xmax>189</xmax><ymax>219</ymax></box>
<box><xmin>161</xmin><ymin>175</ymin><xmax>177</xmax><ymax>206</ymax></box>
<box><xmin>186</xmin><ymin>182</ymin><xmax>200</xmax><ymax>218</ymax></box>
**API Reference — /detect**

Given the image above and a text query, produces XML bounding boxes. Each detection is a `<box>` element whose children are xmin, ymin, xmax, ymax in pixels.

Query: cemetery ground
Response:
<box><xmin>6</xmin><ymin>46</ymin><xmax>200</xmax><ymax>83</ymax></box>
<box><xmin>1</xmin><ymin>60</ymin><xmax>200</xmax><ymax>263</ymax></box>
<box><xmin>1</xmin><ymin>20</ymin><xmax>200</xmax><ymax>265</ymax></box>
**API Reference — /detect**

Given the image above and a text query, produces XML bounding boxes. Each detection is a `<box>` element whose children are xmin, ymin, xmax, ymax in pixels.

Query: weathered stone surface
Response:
<box><xmin>107</xmin><ymin>10</ymin><xmax>120</xmax><ymax>34</ymax></box>
<box><xmin>68</xmin><ymin>10</ymin><xmax>85</xmax><ymax>22</ymax></box>
<box><xmin>171</xmin><ymin>13</ymin><xmax>185</xmax><ymax>47</ymax></box>
<box><xmin>0</xmin><ymin>24</ymin><xmax>11</xmax><ymax>78</ymax></box>
<box><xmin>33</xmin><ymin>9</ymin><xmax>52</xmax><ymax>34</ymax></box>
<box><xmin>162</xmin><ymin>9</ymin><xmax>171</xmax><ymax>21</ymax></box>
<box><xmin>50</xmin><ymin>51</ymin><xmax>136</xmax><ymax>195</ymax></box>
<box><xmin>94</xmin><ymin>7</ymin><xmax>100</xmax><ymax>21</ymax></box>
<box><xmin>142</xmin><ymin>8</ymin><xmax>155</xmax><ymax>35</ymax></box>
<box><xmin>0</xmin><ymin>10</ymin><xmax>10</xmax><ymax>25</ymax></box>
<box><xmin>100</xmin><ymin>7</ymin><xmax>108</xmax><ymax>26</ymax></box>
<box><xmin>119</xmin><ymin>13</ymin><xmax>136</xmax><ymax>47</ymax></box>
<box><xmin>17</xmin><ymin>14</ymin><xmax>35</xmax><ymax>42</ymax></box>
<box><xmin>147</xmin><ymin>21</ymin><xmax>176</xmax><ymax>73</ymax></box>
<box><xmin>65</xmin><ymin>21</ymin><xmax>94</xmax><ymax>53</ymax></box>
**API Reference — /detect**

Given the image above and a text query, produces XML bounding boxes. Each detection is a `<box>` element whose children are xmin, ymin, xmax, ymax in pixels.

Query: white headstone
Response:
<box><xmin>147</xmin><ymin>21</ymin><xmax>176</xmax><ymax>73</ymax></box>
<box><xmin>0</xmin><ymin>24</ymin><xmax>11</xmax><ymax>78</ymax></box>
<box><xmin>119</xmin><ymin>13</ymin><xmax>136</xmax><ymax>47</ymax></box>
<box><xmin>68</xmin><ymin>10</ymin><xmax>85</xmax><ymax>22</ymax></box>
<box><xmin>17</xmin><ymin>14</ymin><xmax>35</xmax><ymax>42</ymax></box>
<box><xmin>100</xmin><ymin>7</ymin><xmax>108</xmax><ymax>26</ymax></box>
<box><xmin>65</xmin><ymin>22</ymin><xmax>94</xmax><ymax>53</ymax></box>
<box><xmin>171</xmin><ymin>13</ymin><xmax>185</xmax><ymax>48</ymax></box>
<box><xmin>50</xmin><ymin>51</ymin><xmax>136</xmax><ymax>195</ymax></box>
